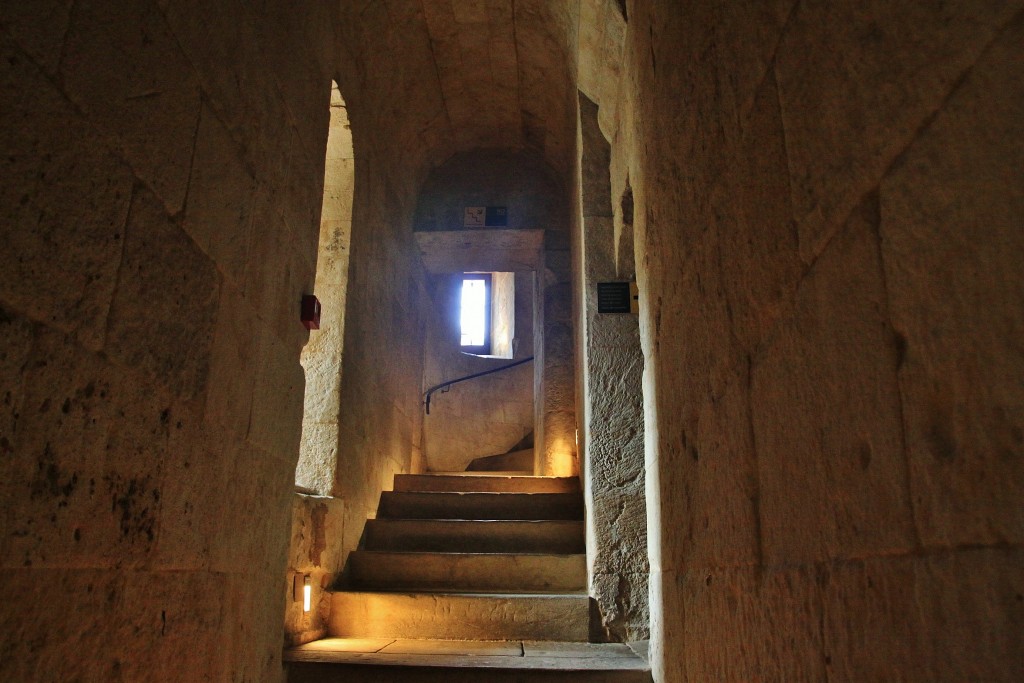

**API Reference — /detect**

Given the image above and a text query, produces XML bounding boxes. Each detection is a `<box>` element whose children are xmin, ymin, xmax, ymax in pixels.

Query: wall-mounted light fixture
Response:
<box><xmin>293</xmin><ymin>573</ymin><xmax>313</xmax><ymax>612</ymax></box>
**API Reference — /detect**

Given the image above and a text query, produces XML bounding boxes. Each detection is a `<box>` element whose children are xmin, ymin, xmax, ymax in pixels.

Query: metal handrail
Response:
<box><xmin>424</xmin><ymin>356</ymin><xmax>534</xmax><ymax>414</ymax></box>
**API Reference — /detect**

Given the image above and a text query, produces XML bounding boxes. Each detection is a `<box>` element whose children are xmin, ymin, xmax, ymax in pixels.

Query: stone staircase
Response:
<box><xmin>284</xmin><ymin>473</ymin><xmax>651</xmax><ymax>681</ymax></box>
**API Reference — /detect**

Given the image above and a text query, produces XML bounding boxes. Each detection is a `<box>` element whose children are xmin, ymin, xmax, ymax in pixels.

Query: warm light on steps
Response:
<box><xmin>283</xmin><ymin>472</ymin><xmax>628</xmax><ymax>679</ymax></box>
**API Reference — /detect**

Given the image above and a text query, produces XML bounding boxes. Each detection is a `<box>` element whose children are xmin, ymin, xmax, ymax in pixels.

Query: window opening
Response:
<box><xmin>460</xmin><ymin>273</ymin><xmax>491</xmax><ymax>354</ymax></box>
<box><xmin>295</xmin><ymin>80</ymin><xmax>353</xmax><ymax>494</ymax></box>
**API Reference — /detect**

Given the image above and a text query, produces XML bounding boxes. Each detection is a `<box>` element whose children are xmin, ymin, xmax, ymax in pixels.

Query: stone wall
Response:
<box><xmin>283</xmin><ymin>493</ymin><xmax>344</xmax><ymax>646</ymax></box>
<box><xmin>576</xmin><ymin>94</ymin><xmax>648</xmax><ymax>641</ymax></box>
<box><xmin>600</xmin><ymin>1</ymin><xmax>1024</xmax><ymax>679</ymax></box>
<box><xmin>0</xmin><ymin>0</ymin><xmax>338</xmax><ymax>679</ymax></box>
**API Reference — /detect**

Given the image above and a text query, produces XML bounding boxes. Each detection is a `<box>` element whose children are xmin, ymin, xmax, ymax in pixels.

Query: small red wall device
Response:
<box><xmin>301</xmin><ymin>295</ymin><xmax>321</xmax><ymax>330</ymax></box>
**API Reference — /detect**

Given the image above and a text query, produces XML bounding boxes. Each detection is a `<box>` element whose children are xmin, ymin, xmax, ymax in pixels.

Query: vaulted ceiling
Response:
<box><xmin>335</xmin><ymin>0</ymin><xmax>585</xmax><ymax>178</ymax></box>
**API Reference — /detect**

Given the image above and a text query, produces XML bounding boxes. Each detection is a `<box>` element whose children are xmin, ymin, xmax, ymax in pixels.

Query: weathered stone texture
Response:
<box><xmin>605</xmin><ymin>0</ymin><xmax>1024</xmax><ymax>679</ymax></box>
<box><xmin>0</xmin><ymin>0</ymin><xmax>73</xmax><ymax>73</ymax></box>
<box><xmin>752</xmin><ymin>199</ymin><xmax>915</xmax><ymax>565</ymax></box>
<box><xmin>879</xmin><ymin>15</ymin><xmax>1024</xmax><ymax>547</ymax></box>
<box><xmin>183</xmin><ymin>103</ymin><xmax>257</xmax><ymax>283</ymax></box>
<box><xmin>1</xmin><ymin>0</ymin><xmax>339</xmax><ymax>679</ymax></box>
<box><xmin>296</xmin><ymin>88</ymin><xmax>353</xmax><ymax>495</ymax></box>
<box><xmin>775</xmin><ymin>0</ymin><xmax>1021</xmax><ymax>264</ymax></box>
<box><xmin>284</xmin><ymin>493</ymin><xmax>345</xmax><ymax>647</ymax></box>
<box><xmin>0</xmin><ymin>36</ymin><xmax>132</xmax><ymax>350</ymax></box>
<box><xmin>105</xmin><ymin>188</ymin><xmax>220</xmax><ymax>399</ymax></box>
<box><xmin>719</xmin><ymin>68</ymin><xmax>802</xmax><ymax>354</ymax></box>
<box><xmin>678</xmin><ymin>565</ymin><xmax>827</xmax><ymax>682</ymax></box>
<box><xmin>0</xmin><ymin>569</ymin><xmax>228</xmax><ymax>681</ymax></box>
<box><xmin>577</xmin><ymin>96</ymin><xmax>648</xmax><ymax>641</ymax></box>
<box><xmin>822</xmin><ymin>548</ymin><xmax>1024</xmax><ymax>682</ymax></box>
<box><xmin>672</xmin><ymin>370</ymin><xmax>759</xmax><ymax>571</ymax></box>
<box><xmin>60</xmin><ymin>0</ymin><xmax>202</xmax><ymax>215</ymax></box>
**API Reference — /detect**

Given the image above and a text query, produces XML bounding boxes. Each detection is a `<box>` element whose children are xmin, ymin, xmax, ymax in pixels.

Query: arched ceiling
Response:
<box><xmin>336</xmin><ymin>0</ymin><xmax>580</xmax><ymax>179</ymax></box>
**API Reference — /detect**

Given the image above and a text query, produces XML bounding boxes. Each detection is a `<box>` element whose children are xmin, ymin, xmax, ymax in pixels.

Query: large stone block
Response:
<box><xmin>591</xmin><ymin>570</ymin><xmax>650</xmax><ymax>641</ymax></box>
<box><xmin>0</xmin><ymin>37</ymin><xmax>133</xmax><ymax>350</ymax></box>
<box><xmin>4</xmin><ymin>327</ymin><xmax>188</xmax><ymax>570</ymax></box>
<box><xmin>679</xmin><ymin>564</ymin><xmax>826</xmax><ymax>681</ymax></box>
<box><xmin>0</xmin><ymin>569</ymin><xmax>125</xmax><ymax>680</ymax></box>
<box><xmin>60</xmin><ymin>0</ymin><xmax>202</xmax><ymax>214</ymax></box>
<box><xmin>300</xmin><ymin>346</ymin><xmax>342</xmax><ymax>425</ymax></box>
<box><xmin>203</xmin><ymin>283</ymin><xmax>259</xmax><ymax>436</ymax></box>
<box><xmin>0</xmin><ymin>569</ymin><xmax>227</xmax><ymax>681</ymax></box>
<box><xmin>0</xmin><ymin>0</ymin><xmax>72</xmax><ymax>73</ymax></box>
<box><xmin>220</xmin><ymin>444</ymin><xmax>294</xmax><ymax>575</ymax></box>
<box><xmin>879</xmin><ymin>17</ymin><xmax>1024</xmax><ymax>547</ymax></box>
<box><xmin>822</xmin><ymin>548</ymin><xmax>1024</xmax><ymax>681</ymax></box>
<box><xmin>183</xmin><ymin>104</ymin><xmax>257</xmax><ymax>284</ymax></box>
<box><xmin>253</xmin><ymin>0</ymin><xmax>332</xmax><ymax>160</ymax></box>
<box><xmin>718</xmin><ymin>69</ymin><xmax>802</xmax><ymax>354</ymax></box>
<box><xmin>244</xmin><ymin>186</ymin><xmax>317</xmax><ymax>353</ymax></box>
<box><xmin>153</xmin><ymin>425</ymin><xmax>236</xmax><ymax>573</ymax></box>
<box><xmin>105</xmin><ymin>188</ymin><xmax>220</xmax><ymax>399</ymax></box>
<box><xmin>156</xmin><ymin>0</ymin><xmax>277</xmax><ymax>152</ymax></box>
<box><xmin>226</xmin><ymin>568</ymin><xmax>290</xmax><ymax>682</ymax></box>
<box><xmin>752</xmin><ymin>197</ymin><xmax>915</xmax><ymax>564</ymax></box>
<box><xmin>247</xmin><ymin>331</ymin><xmax>305</xmax><ymax>464</ymax></box>
<box><xmin>713</xmin><ymin>0</ymin><xmax>795</xmax><ymax>121</ymax></box>
<box><xmin>589</xmin><ymin>490</ymin><xmax>647</xmax><ymax>575</ymax></box>
<box><xmin>659</xmin><ymin>370</ymin><xmax>759</xmax><ymax>572</ymax></box>
<box><xmin>117</xmin><ymin>569</ymin><xmax>230</xmax><ymax>680</ymax></box>
<box><xmin>0</xmin><ymin>306</ymin><xmax>32</xmax><ymax>458</ymax></box>
<box><xmin>775</xmin><ymin>0</ymin><xmax>1019</xmax><ymax>263</ymax></box>
<box><xmin>296</xmin><ymin>422</ymin><xmax>339</xmax><ymax>495</ymax></box>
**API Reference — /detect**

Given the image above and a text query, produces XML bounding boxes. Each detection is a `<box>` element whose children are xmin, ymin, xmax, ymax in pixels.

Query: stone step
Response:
<box><xmin>347</xmin><ymin>551</ymin><xmax>586</xmax><ymax>592</ymax></box>
<box><xmin>394</xmin><ymin>474</ymin><xmax>580</xmax><ymax>494</ymax></box>
<box><xmin>363</xmin><ymin>519</ymin><xmax>585</xmax><ymax>553</ymax></box>
<box><xmin>377</xmin><ymin>491</ymin><xmax>584</xmax><ymax>521</ymax></box>
<box><xmin>285</xmin><ymin>638</ymin><xmax>652</xmax><ymax>683</ymax></box>
<box><xmin>328</xmin><ymin>592</ymin><xmax>590</xmax><ymax>641</ymax></box>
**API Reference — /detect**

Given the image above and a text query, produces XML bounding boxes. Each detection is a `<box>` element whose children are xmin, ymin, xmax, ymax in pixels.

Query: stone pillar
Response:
<box><xmin>577</xmin><ymin>94</ymin><xmax>648</xmax><ymax>640</ymax></box>
<box><xmin>536</xmin><ymin>234</ymin><xmax>578</xmax><ymax>477</ymax></box>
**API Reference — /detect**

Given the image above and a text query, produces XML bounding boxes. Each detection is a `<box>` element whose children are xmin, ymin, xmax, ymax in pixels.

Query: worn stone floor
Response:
<box><xmin>285</xmin><ymin>637</ymin><xmax>650</xmax><ymax>671</ymax></box>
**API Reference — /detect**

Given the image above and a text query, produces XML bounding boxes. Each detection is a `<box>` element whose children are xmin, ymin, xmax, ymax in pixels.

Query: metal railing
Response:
<box><xmin>423</xmin><ymin>356</ymin><xmax>534</xmax><ymax>414</ymax></box>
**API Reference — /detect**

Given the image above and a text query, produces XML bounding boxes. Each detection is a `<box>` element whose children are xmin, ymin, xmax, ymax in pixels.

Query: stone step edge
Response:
<box><xmin>393</xmin><ymin>474</ymin><xmax>581</xmax><ymax>492</ymax></box>
<box><xmin>340</xmin><ymin>588</ymin><xmax>588</xmax><ymax>595</ymax></box>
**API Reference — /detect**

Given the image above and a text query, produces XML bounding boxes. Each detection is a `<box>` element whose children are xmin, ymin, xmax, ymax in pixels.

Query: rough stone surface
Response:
<box><xmin>879</xmin><ymin>16</ymin><xmax>1024</xmax><ymax>547</ymax></box>
<box><xmin>297</xmin><ymin>86</ymin><xmax>354</xmax><ymax>495</ymax></box>
<box><xmin>60</xmin><ymin>0</ymin><xmax>202</xmax><ymax>215</ymax></box>
<box><xmin>0</xmin><ymin>1</ymin><xmax>337</xmax><ymax>679</ymax></box>
<box><xmin>105</xmin><ymin>187</ymin><xmax>220</xmax><ymax>399</ymax></box>
<box><xmin>775</xmin><ymin>0</ymin><xmax>1020</xmax><ymax>265</ymax></box>
<box><xmin>577</xmin><ymin>96</ymin><xmax>648</xmax><ymax>642</ymax></box>
<box><xmin>599</xmin><ymin>1</ymin><xmax>1024</xmax><ymax>679</ymax></box>
<box><xmin>284</xmin><ymin>494</ymin><xmax>344</xmax><ymax>647</ymax></box>
<box><xmin>0</xmin><ymin>36</ymin><xmax>133</xmax><ymax>350</ymax></box>
<box><xmin>752</xmin><ymin>199</ymin><xmax>915</xmax><ymax>565</ymax></box>
<box><xmin>4</xmin><ymin>1</ymin><xmax>1023</xmax><ymax>681</ymax></box>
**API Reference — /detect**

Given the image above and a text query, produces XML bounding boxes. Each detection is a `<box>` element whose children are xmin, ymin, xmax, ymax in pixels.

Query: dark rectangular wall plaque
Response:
<box><xmin>485</xmin><ymin>206</ymin><xmax>508</xmax><ymax>227</ymax></box>
<box><xmin>597</xmin><ymin>282</ymin><xmax>631</xmax><ymax>313</ymax></box>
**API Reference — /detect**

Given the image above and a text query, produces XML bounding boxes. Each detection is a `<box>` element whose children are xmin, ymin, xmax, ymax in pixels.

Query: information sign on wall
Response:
<box><xmin>463</xmin><ymin>206</ymin><xmax>508</xmax><ymax>228</ymax></box>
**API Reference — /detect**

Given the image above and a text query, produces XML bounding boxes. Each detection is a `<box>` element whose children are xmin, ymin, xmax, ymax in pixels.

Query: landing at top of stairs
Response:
<box><xmin>285</xmin><ymin>638</ymin><xmax>652</xmax><ymax>682</ymax></box>
<box><xmin>395</xmin><ymin>473</ymin><xmax>580</xmax><ymax>493</ymax></box>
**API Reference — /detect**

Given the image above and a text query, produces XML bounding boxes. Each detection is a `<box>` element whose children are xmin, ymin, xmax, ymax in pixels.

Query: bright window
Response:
<box><xmin>460</xmin><ymin>274</ymin><xmax>491</xmax><ymax>353</ymax></box>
